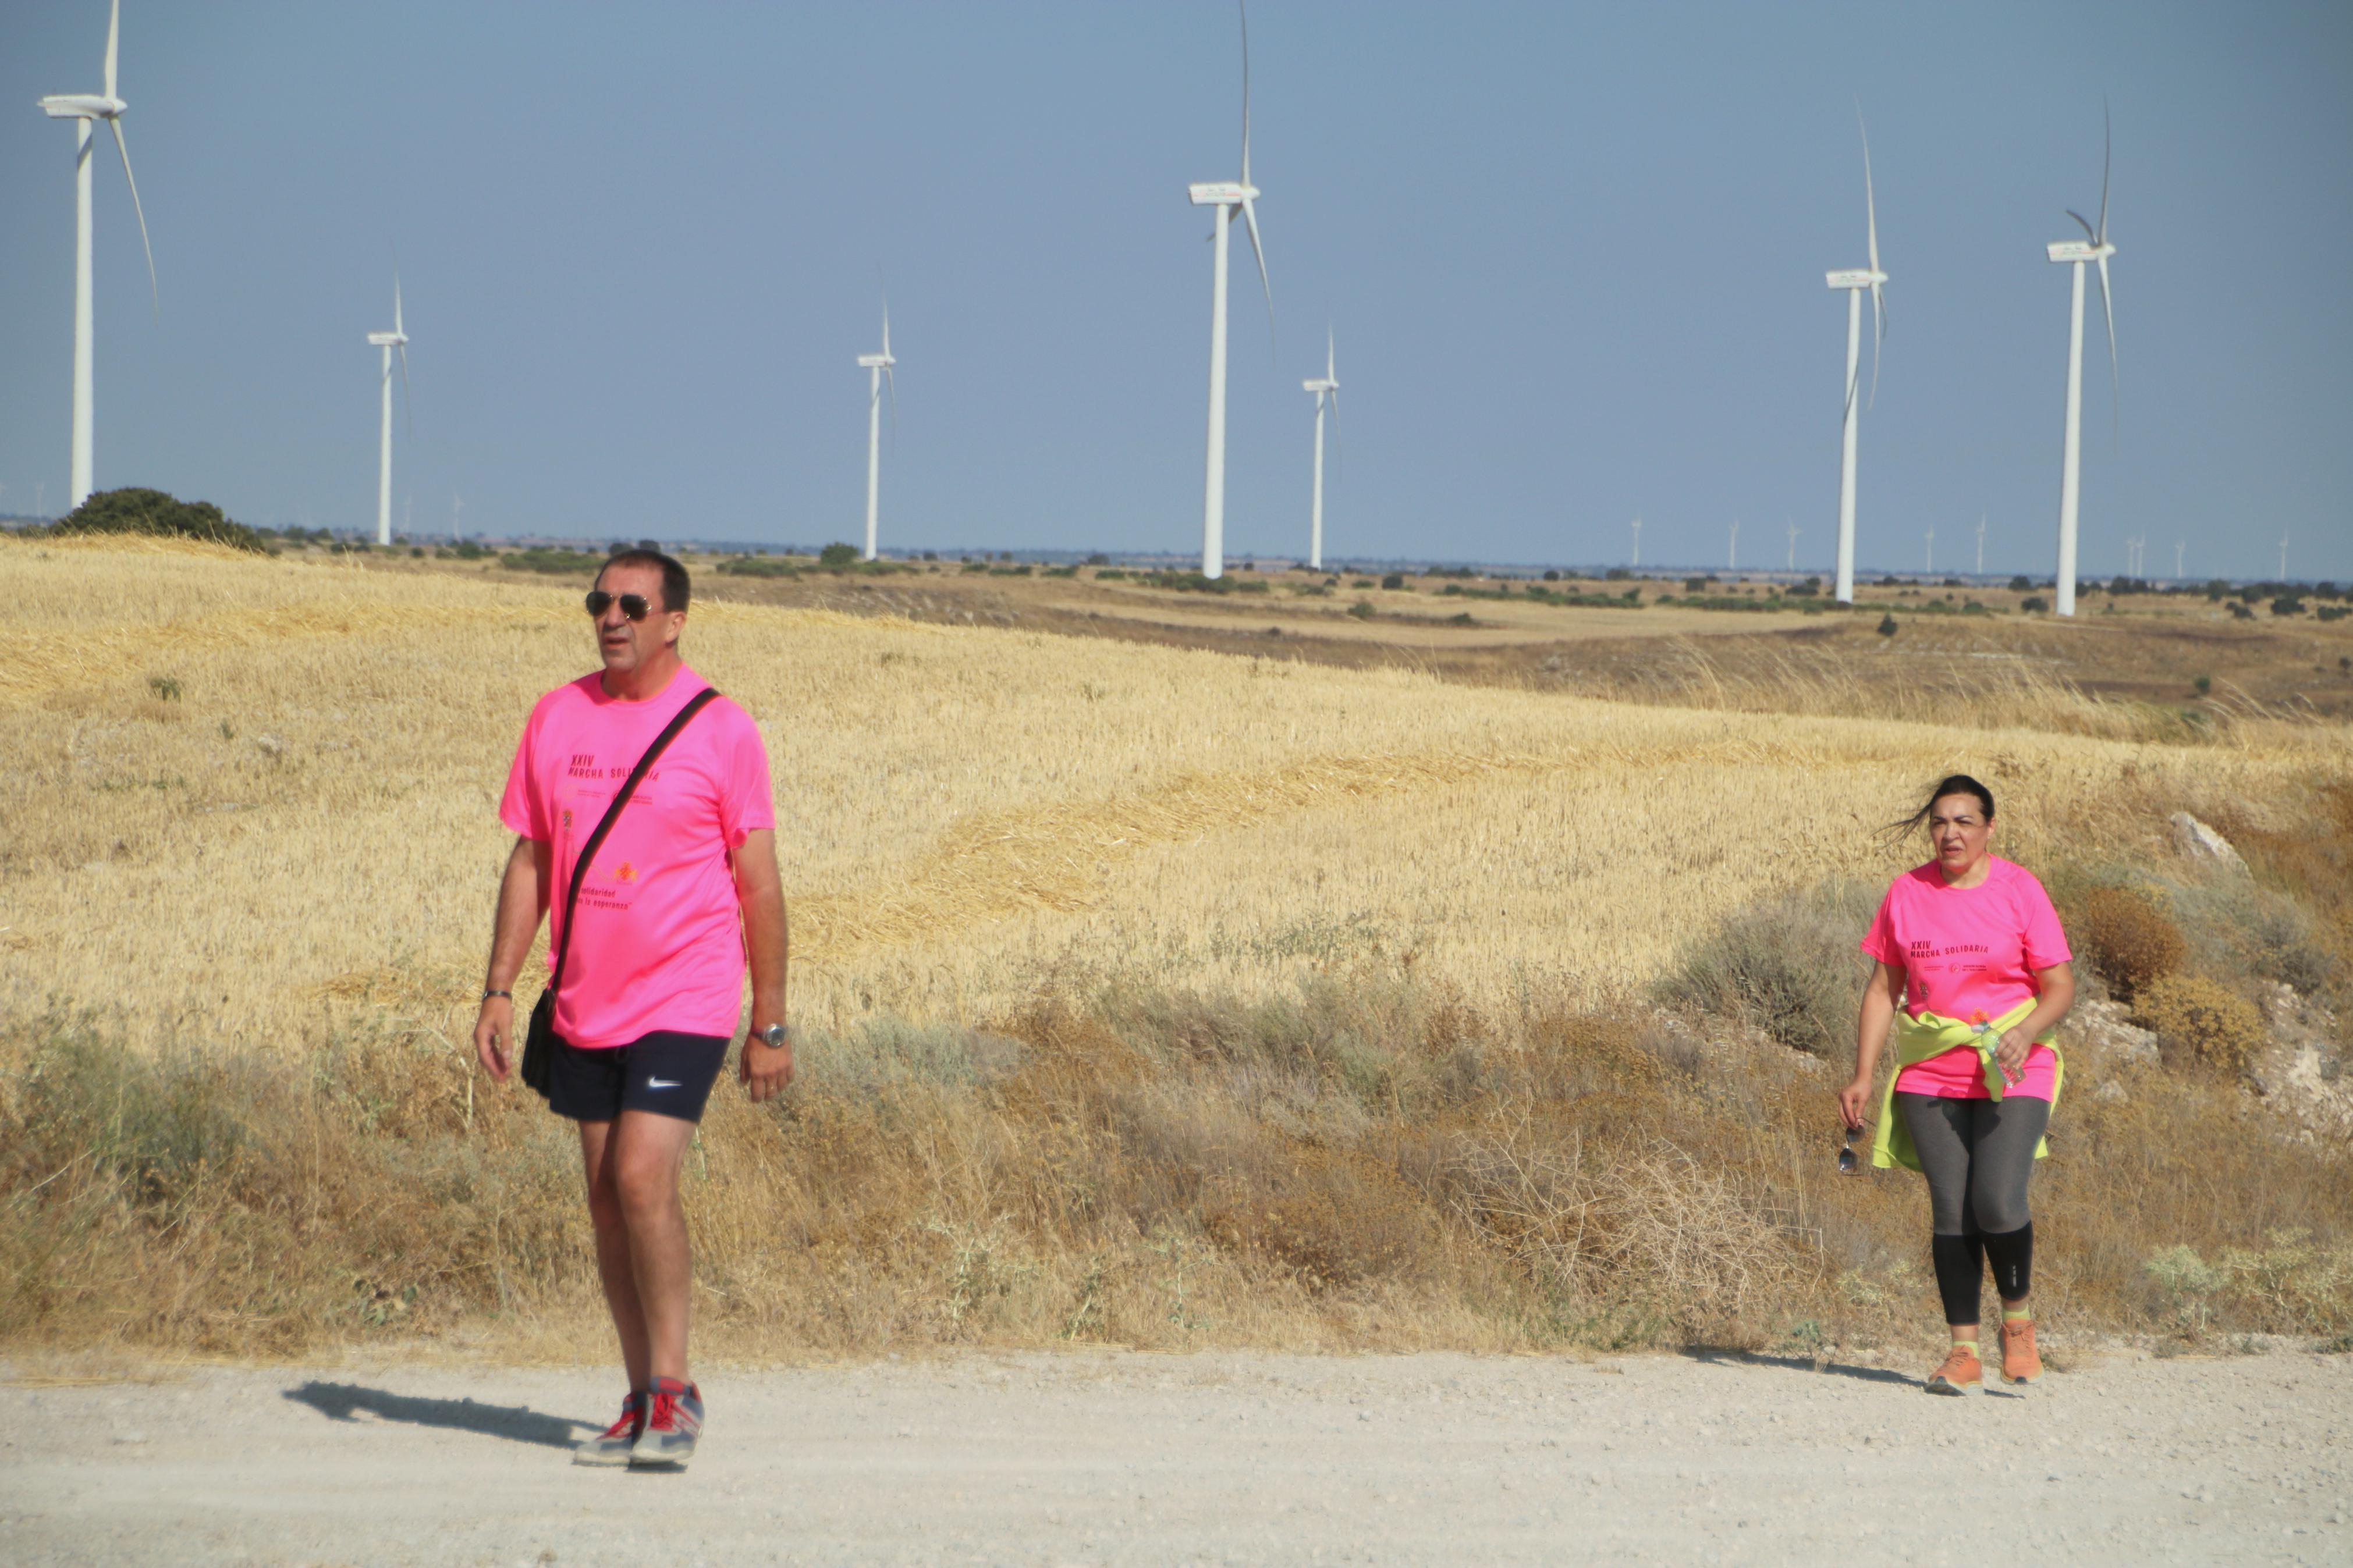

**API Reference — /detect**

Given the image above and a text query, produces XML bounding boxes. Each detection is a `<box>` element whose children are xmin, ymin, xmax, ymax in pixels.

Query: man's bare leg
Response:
<box><xmin>579</xmin><ymin>1119</ymin><xmax>654</xmax><ymax>1391</ymax></box>
<box><xmin>608</xmin><ymin>1109</ymin><xmax>699</xmax><ymax>1384</ymax></box>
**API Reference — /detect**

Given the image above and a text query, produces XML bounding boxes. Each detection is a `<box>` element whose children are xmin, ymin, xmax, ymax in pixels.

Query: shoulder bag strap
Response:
<box><xmin>545</xmin><ymin>685</ymin><xmax>722</xmax><ymax>1000</ymax></box>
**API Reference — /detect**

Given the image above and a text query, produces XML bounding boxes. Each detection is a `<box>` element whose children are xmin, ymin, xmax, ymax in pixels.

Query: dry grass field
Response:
<box><xmin>3</xmin><ymin>534</ymin><xmax>2349</xmax><ymax>1365</ymax></box>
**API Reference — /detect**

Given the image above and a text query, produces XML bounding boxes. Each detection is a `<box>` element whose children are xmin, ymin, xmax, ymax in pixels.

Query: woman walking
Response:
<box><xmin>1839</xmin><ymin>774</ymin><xmax>2076</xmax><ymax>1395</ymax></box>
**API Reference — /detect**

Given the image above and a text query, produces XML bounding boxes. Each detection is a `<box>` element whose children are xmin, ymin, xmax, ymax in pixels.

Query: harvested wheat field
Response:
<box><xmin>3</xmin><ymin>534</ymin><xmax>2350</xmax><ymax>1370</ymax></box>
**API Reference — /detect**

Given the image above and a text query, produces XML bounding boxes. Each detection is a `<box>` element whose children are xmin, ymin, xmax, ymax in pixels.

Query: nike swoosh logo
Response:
<box><xmin>645</xmin><ymin>1078</ymin><xmax>681</xmax><ymax>1090</ymax></box>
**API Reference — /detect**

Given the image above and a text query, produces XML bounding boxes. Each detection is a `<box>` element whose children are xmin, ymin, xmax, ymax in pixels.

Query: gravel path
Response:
<box><xmin>3</xmin><ymin>1349</ymin><xmax>2347</xmax><ymax>1566</ymax></box>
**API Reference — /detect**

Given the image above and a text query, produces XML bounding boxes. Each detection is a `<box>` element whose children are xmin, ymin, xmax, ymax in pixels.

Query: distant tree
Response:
<box><xmin>818</xmin><ymin>542</ymin><xmax>860</xmax><ymax>569</ymax></box>
<box><xmin>2020</xmin><ymin>596</ymin><xmax>2049</xmax><ymax>613</ymax></box>
<box><xmin>1542</xmin><ymin>569</ymin><xmax>1560</xmax><ymax>581</ymax></box>
<box><xmin>1380</xmin><ymin>573</ymin><xmax>1406</xmax><ymax>590</ymax></box>
<box><xmin>1876</xmin><ymin>613</ymin><xmax>1899</xmax><ymax>637</ymax></box>
<box><xmin>2270</xmin><ymin>595</ymin><xmax>2306</xmax><ymax>616</ymax></box>
<box><xmin>50</xmin><ymin>487</ymin><xmax>265</xmax><ymax>552</ymax></box>
<box><xmin>2008</xmin><ymin>575</ymin><xmax>2035</xmax><ymax>591</ymax></box>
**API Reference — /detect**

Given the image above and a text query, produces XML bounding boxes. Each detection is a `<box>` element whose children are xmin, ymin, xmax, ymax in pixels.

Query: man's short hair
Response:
<box><xmin>598</xmin><ymin>549</ymin><xmax>691</xmax><ymax>613</ymax></box>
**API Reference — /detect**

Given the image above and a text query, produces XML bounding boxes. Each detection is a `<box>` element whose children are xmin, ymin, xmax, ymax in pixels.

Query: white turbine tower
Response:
<box><xmin>1924</xmin><ymin>524</ymin><xmax>1935</xmax><ymax>574</ymax></box>
<box><xmin>1826</xmin><ymin>113</ymin><xmax>1887</xmax><ymax>606</ymax></box>
<box><xmin>1727</xmin><ymin>518</ymin><xmax>1740</xmax><ymax>572</ymax></box>
<box><xmin>1975</xmin><ymin>512</ymin><xmax>1988</xmax><ymax>575</ymax></box>
<box><xmin>2174</xmin><ymin>539</ymin><xmax>2185</xmax><ymax>579</ymax></box>
<box><xmin>2047</xmin><ymin>108</ymin><xmax>2119</xmax><ymax>617</ymax></box>
<box><xmin>857</xmin><ymin>300</ymin><xmax>896</xmax><ymax>562</ymax></box>
<box><xmin>1188</xmin><ymin>1</ymin><xmax>1273</xmax><ymax>581</ymax></box>
<box><xmin>1630</xmin><ymin>516</ymin><xmax>1643</xmax><ymax>567</ymax></box>
<box><xmin>1787</xmin><ymin>521</ymin><xmax>1801</xmax><ymax>571</ymax></box>
<box><xmin>1301</xmin><ymin>331</ymin><xmax>1339</xmax><ymax>571</ymax></box>
<box><xmin>38</xmin><ymin>0</ymin><xmax>158</xmax><ymax>511</ymax></box>
<box><xmin>2278</xmin><ymin>534</ymin><xmax>2289</xmax><ymax>580</ymax></box>
<box><xmin>366</xmin><ymin>279</ymin><xmax>411</xmax><ymax>547</ymax></box>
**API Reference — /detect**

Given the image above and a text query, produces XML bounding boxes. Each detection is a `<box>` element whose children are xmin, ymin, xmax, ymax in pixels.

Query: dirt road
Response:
<box><xmin>5</xmin><ymin>1349</ymin><xmax>2347</xmax><ymax>1566</ymax></box>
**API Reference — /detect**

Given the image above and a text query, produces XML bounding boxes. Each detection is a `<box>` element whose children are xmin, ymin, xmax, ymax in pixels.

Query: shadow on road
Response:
<box><xmin>282</xmin><ymin>1382</ymin><xmax>588</xmax><ymax>1449</ymax></box>
<box><xmin>1680</xmin><ymin>1348</ymin><xmax>1919</xmax><ymax>1388</ymax></box>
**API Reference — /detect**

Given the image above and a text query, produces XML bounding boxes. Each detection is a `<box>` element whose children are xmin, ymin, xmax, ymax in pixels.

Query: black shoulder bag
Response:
<box><xmin>521</xmin><ymin>686</ymin><xmax>723</xmax><ymax>1097</ymax></box>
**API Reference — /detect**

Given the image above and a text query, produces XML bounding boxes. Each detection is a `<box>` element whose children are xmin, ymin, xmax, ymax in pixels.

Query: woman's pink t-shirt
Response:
<box><xmin>499</xmin><ymin>667</ymin><xmax>775</xmax><ymax>1048</ymax></box>
<box><xmin>1860</xmin><ymin>857</ymin><xmax>2072</xmax><ymax>1100</ymax></box>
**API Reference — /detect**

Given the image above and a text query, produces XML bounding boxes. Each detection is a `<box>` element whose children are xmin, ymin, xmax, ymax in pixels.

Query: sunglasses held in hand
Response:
<box><xmin>1838</xmin><ymin>1122</ymin><xmax>1862</xmax><ymax>1175</ymax></box>
<box><xmin>585</xmin><ymin>590</ymin><xmax>652</xmax><ymax>621</ymax></box>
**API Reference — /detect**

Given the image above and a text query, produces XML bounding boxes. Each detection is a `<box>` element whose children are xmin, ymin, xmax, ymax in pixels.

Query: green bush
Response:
<box><xmin>1380</xmin><ymin>574</ymin><xmax>1406</xmax><ymax>590</ymax></box>
<box><xmin>501</xmin><ymin>548</ymin><xmax>605</xmax><ymax>575</ymax></box>
<box><xmin>49</xmin><ymin>488</ymin><xmax>265</xmax><ymax>553</ymax></box>
<box><xmin>818</xmin><ymin>542</ymin><xmax>861</xmax><ymax>570</ymax></box>
<box><xmin>2081</xmin><ymin>886</ymin><xmax>2188</xmax><ymax>1002</ymax></box>
<box><xmin>716</xmin><ymin>556</ymin><xmax>801</xmax><ymax>579</ymax></box>
<box><xmin>2135</xmin><ymin>974</ymin><xmax>2267</xmax><ymax>1079</ymax></box>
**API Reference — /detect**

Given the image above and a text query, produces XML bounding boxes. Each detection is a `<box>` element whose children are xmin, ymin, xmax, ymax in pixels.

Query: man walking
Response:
<box><xmin>473</xmin><ymin>549</ymin><xmax>792</xmax><ymax>1470</ymax></box>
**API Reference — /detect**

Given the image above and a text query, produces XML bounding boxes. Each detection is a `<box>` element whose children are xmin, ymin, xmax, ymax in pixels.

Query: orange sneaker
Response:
<box><xmin>1926</xmin><ymin>1343</ymin><xmax>1983</xmax><ymax>1396</ymax></box>
<box><xmin>2000</xmin><ymin>1318</ymin><xmax>2042</xmax><ymax>1384</ymax></box>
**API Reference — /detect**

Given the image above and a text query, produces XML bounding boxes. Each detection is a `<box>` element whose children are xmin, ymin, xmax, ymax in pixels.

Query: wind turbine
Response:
<box><xmin>38</xmin><ymin>0</ymin><xmax>158</xmax><ymax>511</ymax></box>
<box><xmin>1630</xmin><ymin>516</ymin><xmax>1643</xmax><ymax>568</ymax></box>
<box><xmin>1187</xmin><ymin>1</ymin><xmax>1273</xmax><ymax>580</ymax></box>
<box><xmin>2173</xmin><ymin>539</ymin><xmax>2185</xmax><ymax>579</ymax></box>
<box><xmin>1301</xmin><ymin>330</ymin><xmax>1338</xmax><ymax>570</ymax></box>
<box><xmin>856</xmin><ymin>299</ymin><xmax>896</xmax><ymax>562</ymax></box>
<box><xmin>2278</xmin><ymin>534</ymin><xmax>2289</xmax><ymax>580</ymax></box>
<box><xmin>1727</xmin><ymin>518</ymin><xmax>1740</xmax><ymax>572</ymax></box>
<box><xmin>1787</xmin><ymin>521</ymin><xmax>1801</xmax><ymax>571</ymax></box>
<box><xmin>1924</xmin><ymin>524</ymin><xmax>1935</xmax><ymax>574</ymax></box>
<box><xmin>1826</xmin><ymin>112</ymin><xmax>1887</xmax><ymax>606</ymax></box>
<box><xmin>1975</xmin><ymin>512</ymin><xmax>1987</xmax><ymax>575</ymax></box>
<box><xmin>2047</xmin><ymin>106</ymin><xmax>2119</xmax><ymax>617</ymax></box>
<box><xmin>366</xmin><ymin>278</ymin><xmax>411</xmax><ymax>547</ymax></box>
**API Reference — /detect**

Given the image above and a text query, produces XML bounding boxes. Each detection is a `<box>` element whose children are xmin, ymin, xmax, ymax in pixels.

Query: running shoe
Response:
<box><xmin>573</xmin><ymin>1391</ymin><xmax>647</xmax><ymax>1467</ymax></box>
<box><xmin>1926</xmin><ymin>1343</ymin><xmax>1983</xmax><ymax>1396</ymax></box>
<box><xmin>2000</xmin><ymin>1318</ymin><xmax>2043</xmax><ymax>1384</ymax></box>
<box><xmin>630</xmin><ymin>1377</ymin><xmax>703</xmax><ymax>1469</ymax></box>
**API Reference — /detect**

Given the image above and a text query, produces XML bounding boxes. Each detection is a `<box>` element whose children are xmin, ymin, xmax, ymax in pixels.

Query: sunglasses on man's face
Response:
<box><xmin>585</xmin><ymin>590</ymin><xmax>652</xmax><ymax>622</ymax></box>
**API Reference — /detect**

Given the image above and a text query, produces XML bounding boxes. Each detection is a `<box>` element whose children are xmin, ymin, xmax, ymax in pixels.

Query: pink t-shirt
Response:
<box><xmin>1861</xmin><ymin>857</ymin><xmax>2072</xmax><ymax>1100</ymax></box>
<box><xmin>499</xmin><ymin>666</ymin><xmax>775</xmax><ymax>1048</ymax></box>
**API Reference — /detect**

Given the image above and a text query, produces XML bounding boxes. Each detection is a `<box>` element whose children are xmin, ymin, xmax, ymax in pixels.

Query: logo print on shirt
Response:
<box><xmin>615</xmin><ymin>862</ymin><xmax>637</xmax><ymax>883</ymax></box>
<box><xmin>561</xmin><ymin>809</ymin><xmax>573</xmax><ymax>831</ymax></box>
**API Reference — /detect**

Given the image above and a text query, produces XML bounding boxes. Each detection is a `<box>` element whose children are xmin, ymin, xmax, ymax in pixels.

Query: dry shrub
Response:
<box><xmin>2079</xmin><ymin>886</ymin><xmax>2188</xmax><ymax>1002</ymax></box>
<box><xmin>1653</xmin><ymin>881</ymin><xmax>1880</xmax><ymax>1055</ymax></box>
<box><xmin>2134</xmin><ymin>974</ymin><xmax>2268</xmax><ymax>1079</ymax></box>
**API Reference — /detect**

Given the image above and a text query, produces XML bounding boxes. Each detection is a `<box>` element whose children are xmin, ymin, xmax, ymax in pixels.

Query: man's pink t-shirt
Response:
<box><xmin>499</xmin><ymin>666</ymin><xmax>775</xmax><ymax>1049</ymax></box>
<box><xmin>1860</xmin><ymin>857</ymin><xmax>2072</xmax><ymax>1101</ymax></box>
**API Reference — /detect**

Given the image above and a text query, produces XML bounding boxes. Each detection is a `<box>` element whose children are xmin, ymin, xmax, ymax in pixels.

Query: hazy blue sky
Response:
<box><xmin>2</xmin><ymin>2</ymin><xmax>2347</xmax><ymax>577</ymax></box>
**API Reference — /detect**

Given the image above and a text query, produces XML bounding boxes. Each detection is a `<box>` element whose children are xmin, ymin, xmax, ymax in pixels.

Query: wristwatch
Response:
<box><xmin>758</xmin><ymin>1023</ymin><xmax>790</xmax><ymax>1050</ymax></box>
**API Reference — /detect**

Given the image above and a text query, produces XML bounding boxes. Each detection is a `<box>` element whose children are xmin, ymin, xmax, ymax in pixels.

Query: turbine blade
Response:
<box><xmin>2096</xmin><ymin>252</ymin><xmax>2118</xmax><ymax>431</ymax></box>
<box><xmin>1238</xmin><ymin>0</ymin><xmax>1251</xmax><ymax>186</ymax></box>
<box><xmin>2067</xmin><ymin>209</ymin><xmax>2096</xmax><ymax>243</ymax></box>
<box><xmin>108</xmin><ymin>118</ymin><xmax>158</xmax><ymax>313</ymax></box>
<box><xmin>2098</xmin><ymin>99</ymin><xmax>2111</xmax><ymax>243</ymax></box>
<box><xmin>1240</xmin><ymin>195</ymin><xmax>1273</xmax><ymax>344</ymax></box>
<box><xmin>1859</xmin><ymin>109</ymin><xmax>1884</xmax><ymax>410</ymax></box>
<box><xmin>393</xmin><ymin>275</ymin><xmax>404</xmax><ymax>336</ymax></box>
<box><xmin>1326</xmin><ymin>325</ymin><xmax>1335</xmax><ymax>382</ymax></box>
<box><xmin>104</xmin><ymin>0</ymin><xmax>120</xmax><ymax>99</ymax></box>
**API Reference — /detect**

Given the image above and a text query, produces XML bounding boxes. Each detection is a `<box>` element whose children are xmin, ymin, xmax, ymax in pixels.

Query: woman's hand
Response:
<box><xmin>1993</xmin><ymin>1028</ymin><xmax>2031</xmax><ymax>1083</ymax></box>
<box><xmin>1837</xmin><ymin>1076</ymin><xmax>1873</xmax><ymax>1132</ymax></box>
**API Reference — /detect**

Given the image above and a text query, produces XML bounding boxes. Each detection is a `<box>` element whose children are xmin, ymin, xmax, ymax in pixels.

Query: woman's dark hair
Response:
<box><xmin>1893</xmin><ymin>773</ymin><xmax>1996</xmax><ymax>834</ymax></box>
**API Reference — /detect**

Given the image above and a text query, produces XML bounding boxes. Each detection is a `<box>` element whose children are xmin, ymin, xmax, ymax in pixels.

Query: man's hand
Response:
<box><xmin>740</xmin><ymin>1024</ymin><xmax>794</xmax><ymax>1103</ymax></box>
<box><xmin>475</xmin><ymin>995</ymin><xmax>515</xmax><ymax>1083</ymax></box>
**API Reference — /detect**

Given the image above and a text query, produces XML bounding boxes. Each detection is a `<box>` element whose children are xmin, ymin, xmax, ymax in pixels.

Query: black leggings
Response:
<box><xmin>1895</xmin><ymin>1091</ymin><xmax>2050</xmax><ymax>1325</ymax></box>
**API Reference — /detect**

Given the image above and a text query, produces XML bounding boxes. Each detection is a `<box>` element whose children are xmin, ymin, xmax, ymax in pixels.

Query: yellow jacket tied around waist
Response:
<box><xmin>1871</xmin><ymin>998</ymin><xmax>2063</xmax><ymax>1172</ymax></box>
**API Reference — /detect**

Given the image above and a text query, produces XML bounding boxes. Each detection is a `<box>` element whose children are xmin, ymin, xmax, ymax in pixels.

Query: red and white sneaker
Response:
<box><xmin>573</xmin><ymin>1391</ymin><xmax>645</xmax><ymax>1467</ymax></box>
<box><xmin>630</xmin><ymin>1377</ymin><xmax>703</xmax><ymax>1469</ymax></box>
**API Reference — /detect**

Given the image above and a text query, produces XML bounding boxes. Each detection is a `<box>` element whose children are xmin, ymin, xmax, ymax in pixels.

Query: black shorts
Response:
<box><xmin>544</xmin><ymin>1030</ymin><xmax>730</xmax><ymax>1125</ymax></box>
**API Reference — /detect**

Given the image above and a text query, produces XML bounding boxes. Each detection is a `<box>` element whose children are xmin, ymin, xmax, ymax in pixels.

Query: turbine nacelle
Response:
<box><xmin>1301</xmin><ymin>378</ymin><xmax>1336</xmax><ymax>394</ymax></box>
<box><xmin>2045</xmin><ymin>239</ymin><xmax>2117</xmax><ymax>264</ymax></box>
<box><xmin>39</xmin><ymin>94</ymin><xmax>125</xmax><ymax>119</ymax></box>
<box><xmin>856</xmin><ymin>353</ymin><xmax>895</xmax><ymax>369</ymax></box>
<box><xmin>1825</xmin><ymin>268</ymin><xmax>1887</xmax><ymax>290</ymax></box>
<box><xmin>365</xmin><ymin>331</ymin><xmax>406</xmax><ymax>348</ymax></box>
<box><xmin>1188</xmin><ymin>181</ymin><xmax>1258</xmax><ymax>207</ymax></box>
